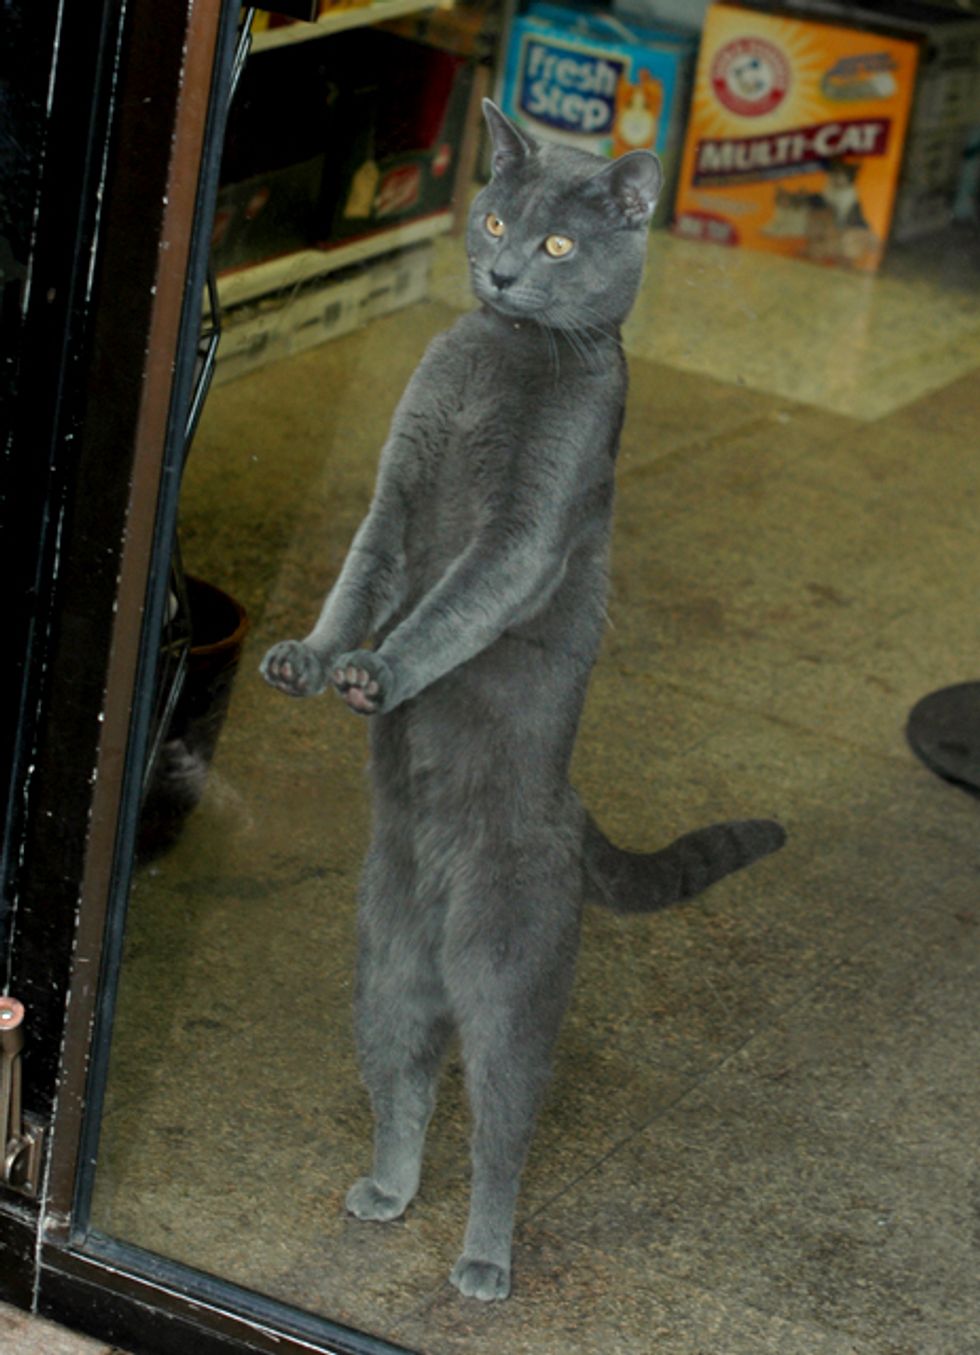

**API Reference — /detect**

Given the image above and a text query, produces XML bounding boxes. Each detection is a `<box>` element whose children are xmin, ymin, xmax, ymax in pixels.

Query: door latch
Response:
<box><xmin>1</xmin><ymin>997</ymin><xmax>46</xmax><ymax>1197</ymax></box>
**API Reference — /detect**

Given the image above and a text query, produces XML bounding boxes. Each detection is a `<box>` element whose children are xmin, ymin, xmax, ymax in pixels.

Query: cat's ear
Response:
<box><xmin>590</xmin><ymin>151</ymin><xmax>663</xmax><ymax>228</ymax></box>
<box><xmin>482</xmin><ymin>99</ymin><xmax>536</xmax><ymax>175</ymax></box>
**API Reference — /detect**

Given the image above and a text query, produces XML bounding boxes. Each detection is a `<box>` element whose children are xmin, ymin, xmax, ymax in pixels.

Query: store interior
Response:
<box><xmin>89</xmin><ymin>3</ymin><xmax>980</xmax><ymax>1352</ymax></box>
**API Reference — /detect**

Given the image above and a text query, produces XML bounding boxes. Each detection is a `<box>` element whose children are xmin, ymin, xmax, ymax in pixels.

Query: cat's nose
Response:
<box><xmin>490</xmin><ymin>269</ymin><xmax>517</xmax><ymax>291</ymax></box>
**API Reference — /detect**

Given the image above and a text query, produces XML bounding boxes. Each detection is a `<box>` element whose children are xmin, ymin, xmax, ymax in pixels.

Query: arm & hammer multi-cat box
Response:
<box><xmin>672</xmin><ymin>1</ymin><xmax>921</xmax><ymax>270</ymax></box>
<box><xmin>765</xmin><ymin>0</ymin><xmax>980</xmax><ymax>240</ymax></box>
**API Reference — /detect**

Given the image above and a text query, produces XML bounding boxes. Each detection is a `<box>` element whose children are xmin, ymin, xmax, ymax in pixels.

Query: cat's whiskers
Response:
<box><xmin>575</xmin><ymin>310</ymin><xmax>622</xmax><ymax>366</ymax></box>
<box><xmin>550</xmin><ymin>319</ymin><xmax>589</xmax><ymax>368</ymax></box>
<box><xmin>533</xmin><ymin>318</ymin><xmax>562</xmax><ymax>383</ymax></box>
<box><xmin>570</xmin><ymin>301</ymin><xmax>620</xmax><ymax>344</ymax></box>
<box><xmin>567</xmin><ymin>326</ymin><xmax>596</xmax><ymax>370</ymax></box>
<box><xmin>545</xmin><ymin>304</ymin><xmax>608</xmax><ymax>373</ymax></box>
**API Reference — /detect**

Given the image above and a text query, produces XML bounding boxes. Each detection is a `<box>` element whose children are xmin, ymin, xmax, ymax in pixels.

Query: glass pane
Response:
<box><xmin>91</xmin><ymin>7</ymin><xmax>980</xmax><ymax>1353</ymax></box>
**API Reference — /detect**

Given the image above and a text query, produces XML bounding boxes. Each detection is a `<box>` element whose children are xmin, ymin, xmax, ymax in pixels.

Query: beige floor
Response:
<box><xmin>77</xmin><ymin>222</ymin><xmax>980</xmax><ymax>1355</ymax></box>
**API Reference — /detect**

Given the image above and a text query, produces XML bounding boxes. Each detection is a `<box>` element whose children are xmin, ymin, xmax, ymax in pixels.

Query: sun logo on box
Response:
<box><xmin>700</xmin><ymin>15</ymin><xmax>825</xmax><ymax>134</ymax></box>
<box><xmin>712</xmin><ymin>37</ymin><xmax>791</xmax><ymax>117</ymax></box>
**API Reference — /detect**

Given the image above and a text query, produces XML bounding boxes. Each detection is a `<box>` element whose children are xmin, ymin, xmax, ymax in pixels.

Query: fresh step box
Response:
<box><xmin>672</xmin><ymin>1</ymin><xmax>920</xmax><ymax>270</ymax></box>
<box><xmin>499</xmin><ymin>2</ymin><xmax>697</xmax><ymax>225</ymax></box>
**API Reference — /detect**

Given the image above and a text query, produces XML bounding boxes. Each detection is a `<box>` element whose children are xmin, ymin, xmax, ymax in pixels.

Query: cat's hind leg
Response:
<box><xmin>346</xmin><ymin>919</ymin><xmax>451</xmax><ymax>1222</ymax></box>
<box><xmin>443</xmin><ymin>837</ymin><xmax>581</xmax><ymax>1299</ymax></box>
<box><xmin>346</xmin><ymin>717</ymin><xmax>452</xmax><ymax>1223</ymax></box>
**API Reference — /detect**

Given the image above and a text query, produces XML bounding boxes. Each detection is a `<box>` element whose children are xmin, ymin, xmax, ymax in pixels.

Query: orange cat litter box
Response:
<box><xmin>673</xmin><ymin>1</ymin><xmax>920</xmax><ymax>270</ymax></box>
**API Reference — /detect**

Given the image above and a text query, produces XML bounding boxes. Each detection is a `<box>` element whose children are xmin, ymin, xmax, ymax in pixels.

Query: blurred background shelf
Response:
<box><xmin>214</xmin><ymin>211</ymin><xmax>454</xmax><ymax>310</ymax></box>
<box><xmin>252</xmin><ymin>0</ymin><xmax>439</xmax><ymax>49</ymax></box>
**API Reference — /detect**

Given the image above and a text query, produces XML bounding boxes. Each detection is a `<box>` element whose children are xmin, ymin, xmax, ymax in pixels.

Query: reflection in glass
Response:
<box><xmin>90</xmin><ymin>16</ymin><xmax>980</xmax><ymax>1354</ymax></box>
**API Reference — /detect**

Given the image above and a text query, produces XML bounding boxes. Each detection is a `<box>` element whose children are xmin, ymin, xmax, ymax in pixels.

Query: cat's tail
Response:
<box><xmin>582</xmin><ymin>813</ymin><xmax>785</xmax><ymax>913</ymax></box>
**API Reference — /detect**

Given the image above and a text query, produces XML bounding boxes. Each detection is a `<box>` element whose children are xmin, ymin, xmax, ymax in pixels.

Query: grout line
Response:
<box><xmin>519</xmin><ymin>914</ymin><xmax>889</xmax><ymax>1228</ymax></box>
<box><xmin>521</xmin><ymin>867</ymin><xmax>963</xmax><ymax>1241</ymax></box>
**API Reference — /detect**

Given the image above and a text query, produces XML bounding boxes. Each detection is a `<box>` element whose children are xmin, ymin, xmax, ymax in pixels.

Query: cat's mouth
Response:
<box><xmin>472</xmin><ymin>265</ymin><xmax>546</xmax><ymax>321</ymax></box>
<box><xmin>485</xmin><ymin>294</ymin><xmax>534</xmax><ymax>320</ymax></box>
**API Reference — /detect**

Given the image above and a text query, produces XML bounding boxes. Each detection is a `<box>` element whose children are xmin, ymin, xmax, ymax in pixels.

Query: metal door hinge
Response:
<box><xmin>1</xmin><ymin>997</ymin><xmax>46</xmax><ymax>1198</ymax></box>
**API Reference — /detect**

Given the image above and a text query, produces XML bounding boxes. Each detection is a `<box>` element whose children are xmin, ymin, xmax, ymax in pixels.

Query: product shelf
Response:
<box><xmin>214</xmin><ymin>210</ymin><xmax>454</xmax><ymax>311</ymax></box>
<box><xmin>252</xmin><ymin>0</ymin><xmax>439</xmax><ymax>50</ymax></box>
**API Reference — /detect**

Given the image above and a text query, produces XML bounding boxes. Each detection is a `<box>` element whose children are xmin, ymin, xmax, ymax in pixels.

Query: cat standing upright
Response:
<box><xmin>261</xmin><ymin>100</ymin><xmax>785</xmax><ymax>1301</ymax></box>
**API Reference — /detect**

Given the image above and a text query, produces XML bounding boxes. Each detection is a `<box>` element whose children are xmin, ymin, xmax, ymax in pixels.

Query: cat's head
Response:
<box><xmin>467</xmin><ymin>101</ymin><xmax>662</xmax><ymax>331</ymax></box>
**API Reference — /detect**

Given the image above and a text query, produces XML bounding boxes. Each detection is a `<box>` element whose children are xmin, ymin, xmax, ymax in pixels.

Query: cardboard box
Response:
<box><xmin>316</xmin><ymin>32</ymin><xmax>476</xmax><ymax>245</ymax></box>
<box><xmin>779</xmin><ymin>1</ymin><xmax>980</xmax><ymax>129</ymax></box>
<box><xmin>380</xmin><ymin>0</ymin><xmax>498</xmax><ymax>61</ymax></box>
<box><xmin>768</xmin><ymin>0</ymin><xmax>980</xmax><ymax>236</ymax></box>
<box><xmin>212</xmin><ymin>156</ymin><xmax>325</xmax><ymax>273</ymax></box>
<box><xmin>318</xmin><ymin>0</ymin><xmax>371</xmax><ymax>14</ymax></box>
<box><xmin>212</xmin><ymin>38</ymin><xmax>341</xmax><ymax>270</ymax></box>
<box><xmin>213</xmin><ymin>31</ymin><xmax>475</xmax><ymax>268</ymax></box>
<box><xmin>498</xmin><ymin>2</ymin><xmax>697</xmax><ymax>226</ymax></box>
<box><xmin>219</xmin><ymin>35</ymin><xmax>339</xmax><ymax>186</ymax></box>
<box><xmin>673</xmin><ymin>1</ymin><xmax>920</xmax><ymax>269</ymax></box>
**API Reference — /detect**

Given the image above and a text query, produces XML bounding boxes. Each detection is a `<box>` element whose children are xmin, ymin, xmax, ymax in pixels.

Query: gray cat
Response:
<box><xmin>261</xmin><ymin>101</ymin><xmax>785</xmax><ymax>1301</ymax></box>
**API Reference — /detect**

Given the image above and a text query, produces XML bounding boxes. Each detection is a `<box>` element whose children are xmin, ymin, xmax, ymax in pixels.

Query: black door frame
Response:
<box><xmin>1</xmin><ymin>1</ymin><xmax>411</xmax><ymax>1351</ymax></box>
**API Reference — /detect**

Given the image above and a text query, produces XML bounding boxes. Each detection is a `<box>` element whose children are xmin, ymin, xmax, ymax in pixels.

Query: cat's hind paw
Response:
<box><xmin>345</xmin><ymin>1177</ymin><xmax>409</xmax><ymax>1222</ymax></box>
<box><xmin>332</xmin><ymin>650</ymin><xmax>395</xmax><ymax>716</ymax></box>
<box><xmin>260</xmin><ymin>639</ymin><xmax>327</xmax><ymax>697</ymax></box>
<box><xmin>450</xmin><ymin>1257</ymin><xmax>511</xmax><ymax>1302</ymax></box>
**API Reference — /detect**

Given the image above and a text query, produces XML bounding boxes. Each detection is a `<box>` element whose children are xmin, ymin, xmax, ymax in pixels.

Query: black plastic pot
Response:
<box><xmin>139</xmin><ymin>574</ymin><xmax>249</xmax><ymax>858</ymax></box>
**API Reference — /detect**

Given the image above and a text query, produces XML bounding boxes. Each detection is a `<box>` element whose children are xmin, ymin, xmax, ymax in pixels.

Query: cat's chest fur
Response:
<box><xmin>403</xmin><ymin>309</ymin><xmax>624</xmax><ymax>574</ymax></box>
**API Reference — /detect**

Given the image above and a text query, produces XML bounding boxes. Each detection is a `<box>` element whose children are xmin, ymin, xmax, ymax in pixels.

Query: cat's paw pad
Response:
<box><xmin>449</xmin><ymin>1257</ymin><xmax>511</xmax><ymax>1302</ymax></box>
<box><xmin>345</xmin><ymin>1177</ymin><xmax>408</xmax><ymax>1222</ymax></box>
<box><xmin>332</xmin><ymin>650</ymin><xmax>394</xmax><ymax>716</ymax></box>
<box><xmin>260</xmin><ymin>640</ymin><xmax>327</xmax><ymax>697</ymax></box>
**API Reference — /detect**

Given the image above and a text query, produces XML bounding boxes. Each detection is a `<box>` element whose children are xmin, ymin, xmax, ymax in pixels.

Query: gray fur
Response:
<box><xmin>261</xmin><ymin>101</ymin><xmax>785</xmax><ymax>1301</ymax></box>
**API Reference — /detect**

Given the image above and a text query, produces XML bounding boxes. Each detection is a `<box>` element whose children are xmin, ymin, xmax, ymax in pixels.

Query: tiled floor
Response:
<box><xmin>45</xmin><ymin>221</ymin><xmax>980</xmax><ymax>1354</ymax></box>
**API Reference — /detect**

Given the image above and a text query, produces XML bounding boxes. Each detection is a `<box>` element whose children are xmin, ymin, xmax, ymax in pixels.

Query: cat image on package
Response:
<box><xmin>818</xmin><ymin>160</ymin><xmax>873</xmax><ymax>231</ymax></box>
<box><xmin>762</xmin><ymin>161</ymin><xmax>876</xmax><ymax>266</ymax></box>
<box><xmin>261</xmin><ymin>100</ymin><xmax>785</xmax><ymax>1301</ymax></box>
<box><xmin>762</xmin><ymin>187</ymin><xmax>821</xmax><ymax>238</ymax></box>
<box><xmin>811</xmin><ymin>161</ymin><xmax>877</xmax><ymax>266</ymax></box>
<box><xmin>611</xmin><ymin>73</ymin><xmax>663</xmax><ymax>156</ymax></box>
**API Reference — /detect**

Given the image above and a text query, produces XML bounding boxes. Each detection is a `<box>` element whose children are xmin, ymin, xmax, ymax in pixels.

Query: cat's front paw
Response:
<box><xmin>450</xmin><ymin>1257</ymin><xmax>511</xmax><ymax>1301</ymax></box>
<box><xmin>260</xmin><ymin>639</ymin><xmax>328</xmax><ymax>697</ymax></box>
<box><xmin>332</xmin><ymin>650</ymin><xmax>397</xmax><ymax>716</ymax></box>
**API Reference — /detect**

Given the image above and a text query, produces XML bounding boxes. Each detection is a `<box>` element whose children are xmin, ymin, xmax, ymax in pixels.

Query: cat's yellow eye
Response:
<box><xmin>544</xmin><ymin>233</ymin><xmax>574</xmax><ymax>259</ymax></box>
<box><xmin>485</xmin><ymin>213</ymin><xmax>505</xmax><ymax>238</ymax></box>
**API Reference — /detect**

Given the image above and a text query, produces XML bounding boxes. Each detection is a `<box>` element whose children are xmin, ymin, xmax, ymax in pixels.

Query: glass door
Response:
<box><xmin>5</xmin><ymin>1</ymin><xmax>980</xmax><ymax>1353</ymax></box>
<box><xmin>77</xmin><ymin>9</ymin><xmax>499</xmax><ymax>1347</ymax></box>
